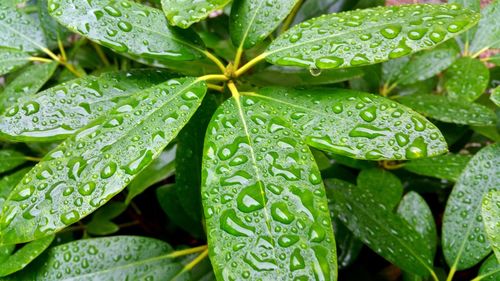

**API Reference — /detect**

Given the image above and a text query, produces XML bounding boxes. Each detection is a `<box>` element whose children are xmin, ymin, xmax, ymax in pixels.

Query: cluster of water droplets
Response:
<box><xmin>165</xmin><ymin>0</ymin><xmax>221</xmax><ymax>28</ymax></box>
<box><xmin>0</xmin><ymin>48</ymin><xmax>29</xmax><ymax>76</ymax></box>
<box><xmin>445</xmin><ymin>57</ymin><xmax>490</xmax><ymax>102</ymax></box>
<box><xmin>0</xmin><ymin>4</ymin><xmax>47</xmax><ymax>52</ymax></box>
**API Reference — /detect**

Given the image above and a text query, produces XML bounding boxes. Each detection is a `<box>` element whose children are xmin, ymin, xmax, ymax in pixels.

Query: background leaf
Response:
<box><xmin>491</xmin><ymin>86</ymin><xmax>500</xmax><ymax>106</ymax></box>
<box><xmin>403</xmin><ymin>154</ymin><xmax>471</xmax><ymax>181</ymax></box>
<box><xmin>0</xmin><ymin>235</ymin><xmax>54</xmax><ymax>277</ymax></box>
<box><xmin>469</xmin><ymin>0</ymin><xmax>500</xmax><ymax>54</ymax></box>
<box><xmin>477</xmin><ymin>255</ymin><xmax>500</xmax><ymax>281</ymax></box>
<box><xmin>0</xmin><ymin>150</ymin><xmax>27</xmax><ymax>174</ymax></box>
<box><xmin>162</xmin><ymin>0</ymin><xmax>231</xmax><ymax>28</ymax></box>
<box><xmin>0</xmin><ymin>48</ymin><xmax>30</xmax><ymax>76</ymax></box>
<box><xmin>357</xmin><ymin>168</ymin><xmax>403</xmax><ymax>210</ymax></box>
<box><xmin>444</xmin><ymin>57</ymin><xmax>489</xmax><ymax>101</ymax></box>
<box><xmin>482</xmin><ymin>191</ymin><xmax>500</xmax><ymax>262</ymax></box>
<box><xmin>0</xmin><ymin>168</ymin><xmax>30</xmax><ymax>211</ymax></box>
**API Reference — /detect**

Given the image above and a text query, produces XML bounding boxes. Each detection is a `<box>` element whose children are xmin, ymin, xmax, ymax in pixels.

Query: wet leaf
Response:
<box><xmin>357</xmin><ymin>168</ymin><xmax>403</xmax><ymax>210</ymax></box>
<box><xmin>162</xmin><ymin>0</ymin><xmax>231</xmax><ymax>28</ymax></box>
<box><xmin>397</xmin><ymin>94</ymin><xmax>497</xmax><ymax>126</ymax></box>
<box><xmin>230</xmin><ymin>0</ymin><xmax>300</xmax><ymax>49</ymax></box>
<box><xmin>490</xmin><ymin>86</ymin><xmax>500</xmax><ymax>107</ymax></box>
<box><xmin>243</xmin><ymin>88</ymin><xmax>447</xmax><ymax>160</ymax></box>
<box><xmin>477</xmin><ymin>255</ymin><xmax>500</xmax><ymax>281</ymax></box>
<box><xmin>0</xmin><ymin>168</ymin><xmax>31</xmax><ymax>211</ymax></box>
<box><xmin>0</xmin><ymin>48</ymin><xmax>30</xmax><ymax>76</ymax></box>
<box><xmin>266</xmin><ymin>4</ymin><xmax>479</xmax><ymax>69</ymax></box>
<box><xmin>482</xmin><ymin>191</ymin><xmax>500</xmax><ymax>262</ymax></box>
<box><xmin>0</xmin><ymin>77</ymin><xmax>207</xmax><ymax>244</ymax></box>
<box><xmin>444</xmin><ymin>57</ymin><xmax>490</xmax><ymax>101</ymax></box>
<box><xmin>0</xmin><ymin>235</ymin><xmax>54</xmax><ymax>277</ymax></box>
<box><xmin>86</xmin><ymin>202</ymin><xmax>126</xmax><ymax>236</ymax></box>
<box><xmin>202</xmin><ymin>96</ymin><xmax>337</xmax><ymax>280</ymax></box>
<box><xmin>442</xmin><ymin>144</ymin><xmax>500</xmax><ymax>270</ymax></box>
<box><xmin>0</xmin><ymin>150</ymin><xmax>27</xmax><ymax>174</ymax></box>
<box><xmin>404</xmin><ymin>154</ymin><xmax>472</xmax><ymax>182</ymax></box>
<box><xmin>0</xmin><ymin>4</ymin><xmax>47</xmax><ymax>53</ymax></box>
<box><xmin>470</xmin><ymin>0</ymin><xmax>500</xmax><ymax>54</ymax></box>
<box><xmin>0</xmin><ymin>70</ymin><xmax>169</xmax><ymax>142</ymax></box>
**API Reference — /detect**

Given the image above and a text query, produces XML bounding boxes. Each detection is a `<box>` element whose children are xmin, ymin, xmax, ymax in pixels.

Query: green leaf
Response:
<box><xmin>38</xmin><ymin>0</ymin><xmax>69</xmax><ymax>47</ymax></box>
<box><xmin>382</xmin><ymin>56</ymin><xmax>410</xmax><ymax>85</ymax></box>
<box><xmin>482</xmin><ymin>191</ymin><xmax>500</xmax><ymax>262</ymax></box>
<box><xmin>444</xmin><ymin>57</ymin><xmax>490</xmax><ymax>101</ymax></box>
<box><xmin>397</xmin><ymin>94</ymin><xmax>497</xmax><ymax>126</ymax></box>
<box><xmin>0</xmin><ymin>150</ymin><xmax>27</xmax><ymax>174</ymax></box>
<box><xmin>357</xmin><ymin>168</ymin><xmax>403</xmax><ymax>210</ymax></box>
<box><xmin>397</xmin><ymin>192</ymin><xmax>437</xmax><ymax>259</ymax></box>
<box><xmin>0</xmin><ymin>77</ymin><xmax>207</xmax><ymax>244</ymax></box>
<box><xmin>477</xmin><ymin>255</ymin><xmax>500</xmax><ymax>281</ymax></box>
<box><xmin>0</xmin><ymin>4</ymin><xmax>47</xmax><ymax>53</ymax></box>
<box><xmin>0</xmin><ymin>168</ymin><xmax>30</xmax><ymax>211</ymax></box>
<box><xmin>490</xmin><ymin>86</ymin><xmax>500</xmax><ymax>107</ymax></box>
<box><xmin>0</xmin><ymin>61</ymin><xmax>58</xmax><ymax>111</ymax></box>
<box><xmin>230</xmin><ymin>0</ymin><xmax>300</xmax><ymax>49</ymax></box>
<box><xmin>404</xmin><ymin>154</ymin><xmax>472</xmax><ymax>181</ymax></box>
<box><xmin>48</xmin><ymin>0</ymin><xmax>205</xmax><ymax>62</ymax></box>
<box><xmin>470</xmin><ymin>0</ymin><xmax>500</xmax><ymax>54</ymax></box>
<box><xmin>448</xmin><ymin>0</ymin><xmax>480</xmax><ymax>46</ymax></box>
<box><xmin>0</xmin><ymin>48</ymin><xmax>30</xmax><ymax>76</ymax></box>
<box><xmin>442</xmin><ymin>144</ymin><xmax>500</xmax><ymax>270</ymax></box>
<box><xmin>489</xmin><ymin>54</ymin><xmax>500</xmax><ymax>66</ymax></box>
<box><xmin>161</xmin><ymin>0</ymin><xmax>231</xmax><ymax>28</ymax></box>
<box><xmin>265</xmin><ymin>4</ymin><xmax>479</xmax><ymax>69</ymax></box>
<box><xmin>325</xmin><ymin>179</ymin><xmax>434</xmax><ymax>277</ymax></box>
<box><xmin>8</xmin><ymin>236</ymin><xmax>187</xmax><ymax>280</ymax></box>
<box><xmin>472</xmin><ymin>125</ymin><xmax>500</xmax><ymax>142</ymax></box>
<box><xmin>243</xmin><ymin>88</ymin><xmax>447</xmax><ymax>160</ymax></box>
<box><xmin>332</xmin><ymin>219</ymin><xmax>363</xmax><ymax>269</ymax></box>
<box><xmin>86</xmin><ymin>202</ymin><xmax>126</xmax><ymax>236</ymax></box>
<box><xmin>0</xmin><ymin>70</ymin><xmax>169</xmax><ymax>142</ymax></box>
<box><xmin>0</xmin><ymin>235</ymin><xmax>54</xmax><ymax>277</ymax></box>
<box><xmin>202</xmin><ymin>96</ymin><xmax>337</xmax><ymax>280</ymax></box>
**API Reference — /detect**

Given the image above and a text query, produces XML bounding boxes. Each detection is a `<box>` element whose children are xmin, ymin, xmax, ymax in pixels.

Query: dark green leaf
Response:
<box><xmin>382</xmin><ymin>56</ymin><xmax>410</xmax><ymax>85</ymax></box>
<box><xmin>471</xmin><ymin>125</ymin><xmax>500</xmax><ymax>142</ymax></box>
<box><xmin>444</xmin><ymin>57</ymin><xmax>490</xmax><ymax>101</ymax></box>
<box><xmin>491</xmin><ymin>86</ymin><xmax>500</xmax><ymax>107</ymax></box>
<box><xmin>325</xmin><ymin>179</ymin><xmax>434</xmax><ymax>277</ymax></box>
<box><xmin>230</xmin><ymin>0</ymin><xmax>300</xmax><ymax>49</ymax></box>
<box><xmin>332</xmin><ymin>219</ymin><xmax>363</xmax><ymax>269</ymax></box>
<box><xmin>0</xmin><ymin>77</ymin><xmax>207</xmax><ymax>244</ymax></box>
<box><xmin>202</xmin><ymin>96</ymin><xmax>337</xmax><ymax>280</ymax></box>
<box><xmin>38</xmin><ymin>0</ymin><xmax>69</xmax><ymax>47</ymax></box>
<box><xmin>292</xmin><ymin>0</ymin><xmax>345</xmax><ymax>25</ymax></box>
<box><xmin>397</xmin><ymin>94</ymin><xmax>497</xmax><ymax>126</ymax></box>
<box><xmin>482</xmin><ymin>191</ymin><xmax>500</xmax><ymax>261</ymax></box>
<box><xmin>0</xmin><ymin>70</ymin><xmax>169</xmax><ymax>142</ymax></box>
<box><xmin>404</xmin><ymin>154</ymin><xmax>471</xmax><ymax>181</ymax></box>
<box><xmin>86</xmin><ymin>202</ymin><xmax>126</xmax><ymax>236</ymax></box>
<box><xmin>357</xmin><ymin>168</ymin><xmax>403</xmax><ymax>210</ymax></box>
<box><xmin>470</xmin><ymin>0</ymin><xmax>500</xmax><ymax>54</ymax></box>
<box><xmin>490</xmin><ymin>54</ymin><xmax>500</xmax><ymax>66</ymax></box>
<box><xmin>0</xmin><ymin>48</ymin><xmax>30</xmax><ymax>76</ymax></box>
<box><xmin>162</xmin><ymin>0</ymin><xmax>231</xmax><ymax>28</ymax></box>
<box><xmin>442</xmin><ymin>144</ymin><xmax>500</xmax><ymax>270</ymax></box>
<box><xmin>266</xmin><ymin>4</ymin><xmax>479</xmax><ymax>69</ymax></box>
<box><xmin>477</xmin><ymin>255</ymin><xmax>500</xmax><ymax>281</ymax></box>
<box><xmin>0</xmin><ymin>235</ymin><xmax>54</xmax><ymax>277</ymax></box>
<box><xmin>0</xmin><ymin>150</ymin><xmax>27</xmax><ymax>174</ymax></box>
<box><xmin>0</xmin><ymin>4</ymin><xmax>47</xmax><ymax>53</ymax></box>
<box><xmin>243</xmin><ymin>88</ymin><xmax>447</xmax><ymax>160</ymax></box>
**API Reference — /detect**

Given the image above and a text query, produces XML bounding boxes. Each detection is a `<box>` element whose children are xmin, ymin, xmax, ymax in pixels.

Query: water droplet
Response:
<box><xmin>236</xmin><ymin>182</ymin><xmax>265</xmax><ymax>213</ymax></box>
<box><xmin>100</xmin><ymin>162</ymin><xmax>117</xmax><ymax>179</ymax></box>
<box><xmin>405</xmin><ymin>137</ymin><xmax>428</xmax><ymax>159</ymax></box>
<box><xmin>220</xmin><ymin>210</ymin><xmax>255</xmax><ymax>237</ymax></box>
<box><xmin>61</xmin><ymin>210</ymin><xmax>80</xmax><ymax>225</ymax></box>
<box><xmin>271</xmin><ymin>202</ymin><xmax>295</xmax><ymax>224</ymax></box>
<box><xmin>380</xmin><ymin>25</ymin><xmax>402</xmax><ymax>39</ymax></box>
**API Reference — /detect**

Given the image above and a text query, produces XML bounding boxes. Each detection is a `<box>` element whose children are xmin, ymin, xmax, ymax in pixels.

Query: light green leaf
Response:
<box><xmin>0</xmin><ymin>150</ymin><xmax>27</xmax><ymax>174</ymax></box>
<box><xmin>0</xmin><ymin>48</ymin><xmax>30</xmax><ymax>76</ymax></box>
<box><xmin>0</xmin><ymin>70</ymin><xmax>169</xmax><ymax>142</ymax></box>
<box><xmin>0</xmin><ymin>4</ymin><xmax>47</xmax><ymax>53</ymax></box>
<box><xmin>397</xmin><ymin>94</ymin><xmax>497</xmax><ymax>126</ymax></box>
<box><xmin>202</xmin><ymin>96</ymin><xmax>337</xmax><ymax>280</ymax></box>
<box><xmin>0</xmin><ymin>168</ymin><xmax>31</xmax><ymax>211</ymax></box>
<box><xmin>404</xmin><ymin>154</ymin><xmax>472</xmax><ymax>181</ymax></box>
<box><xmin>477</xmin><ymin>255</ymin><xmax>500</xmax><ymax>281</ymax></box>
<box><xmin>449</xmin><ymin>0</ymin><xmax>480</xmax><ymax>46</ymax></box>
<box><xmin>162</xmin><ymin>0</ymin><xmax>231</xmax><ymax>28</ymax></box>
<box><xmin>242</xmin><ymin>88</ymin><xmax>447</xmax><ymax>160</ymax></box>
<box><xmin>357</xmin><ymin>168</ymin><xmax>403</xmax><ymax>210</ymax></box>
<box><xmin>325</xmin><ymin>179</ymin><xmax>434</xmax><ymax>277</ymax></box>
<box><xmin>444</xmin><ymin>57</ymin><xmax>490</xmax><ymax>101</ymax></box>
<box><xmin>491</xmin><ymin>86</ymin><xmax>500</xmax><ymax>107</ymax></box>
<box><xmin>482</xmin><ymin>191</ymin><xmax>500</xmax><ymax>262</ymax></box>
<box><xmin>0</xmin><ymin>77</ymin><xmax>207</xmax><ymax>244</ymax></box>
<box><xmin>470</xmin><ymin>0</ymin><xmax>500</xmax><ymax>54</ymax></box>
<box><xmin>442</xmin><ymin>144</ymin><xmax>500</xmax><ymax>270</ymax></box>
<box><xmin>38</xmin><ymin>0</ymin><xmax>69</xmax><ymax>47</ymax></box>
<box><xmin>230</xmin><ymin>0</ymin><xmax>300</xmax><ymax>49</ymax></box>
<box><xmin>0</xmin><ymin>235</ymin><xmax>54</xmax><ymax>277</ymax></box>
<box><xmin>0</xmin><ymin>61</ymin><xmax>58</xmax><ymax>111</ymax></box>
<box><xmin>48</xmin><ymin>0</ymin><xmax>206</xmax><ymax>62</ymax></box>
<box><xmin>266</xmin><ymin>4</ymin><xmax>479</xmax><ymax>69</ymax></box>
<box><xmin>472</xmin><ymin>125</ymin><xmax>500</xmax><ymax>142</ymax></box>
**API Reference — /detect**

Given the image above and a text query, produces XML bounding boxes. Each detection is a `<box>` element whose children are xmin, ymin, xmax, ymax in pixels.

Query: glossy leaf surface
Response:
<box><xmin>0</xmin><ymin>150</ymin><xmax>27</xmax><ymax>174</ymax></box>
<box><xmin>478</xmin><ymin>255</ymin><xmax>500</xmax><ymax>281</ymax></box>
<box><xmin>48</xmin><ymin>0</ymin><xmax>205</xmax><ymax>62</ymax></box>
<box><xmin>266</xmin><ymin>4</ymin><xmax>479</xmax><ymax>69</ymax></box>
<box><xmin>470</xmin><ymin>0</ymin><xmax>500</xmax><ymax>53</ymax></box>
<box><xmin>230</xmin><ymin>0</ymin><xmax>300</xmax><ymax>49</ymax></box>
<box><xmin>0</xmin><ymin>48</ymin><xmax>30</xmax><ymax>76</ymax></box>
<box><xmin>444</xmin><ymin>57</ymin><xmax>489</xmax><ymax>101</ymax></box>
<box><xmin>442</xmin><ymin>144</ymin><xmax>500</xmax><ymax>270</ymax></box>
<box><xmin>0</xmin><ymin>77</ymin><xmax>207</xmax><ymax>244</ymax></box>
<box><xmin>249</xmin><ymin>66</ymin><xmax>364</xmax><ymax>86</ymax></box>
<box><xmin>357</xmin><ymin>168</ymin><xmax>403</xmax><ymax>210</ymax></box>
<box><xmin>0</xmin><ymin>168</ymin><xmax>31</xmax><ymax>213</ymax></box>
<box><xmin>202</xmin><ymin>97</ymin><xmax>337</xmax><ymax>280</ymax></box>
<box><xmin>243</xmin><ymin>88</ymin><xmax>447</xmax><ymax>160</ymax></box>
<box><xmin>0</xmin><ymin>235</ymin><xmax>54</xmax><ymax>277</ymax></box>
<box><xmin>404</xmin><ymin>154</ymin><xmax>471</xmax><ymax>181</ymax></box>
<box><xmin>325</xmin><ymin>179</ymin><xmax>433</xmax><ymax>276</ymax></box>
<box><xmin>0</xmin><ymin>4</ymin><xmax>47</xmax><ymax>53</ymax></box>
<box><xmin>162</xmin><ymin>0</ymin><xmax>231</xmax><ymax>28</ymax></box>
<box><xmin>492</xmin><ymin>86</ymin><xmax>500</xmax><ymax>107</ymax></box>
<box><xmin>482</xmin><ymin>191</ymin><xmax>500</xmax><ymax>261</ymax></box>
<box><xmin>397</xmin><ymin>94</ymin><xmax>497</xmax><ymax>126</ymax></box>
<box><xmin>0</xmin><ymin>70</ymin><xmax>168</xmax><ymax>142</ymax></box>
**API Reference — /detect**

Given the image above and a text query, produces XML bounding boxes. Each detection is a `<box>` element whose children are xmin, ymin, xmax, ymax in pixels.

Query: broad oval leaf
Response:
<box><xmin>202</xmin><ymin>96</ymin><xmax>337</xmax><ymax>280</ymax></box>
<box><xmin>404</xmin><ymin>154</ymin><xmax>471</xmax><ymax>182</ymax></box>
<box><xmin>482</xmin><ymin>191</ymin><xmax>500</xmax><ymax>262</ymax></box>
<box><xmin>442</xmin><ymin>144</ymin><xmax>500</xmax><ymax>270</ymax></box>
<box><xmin>0</xmin><ymin>150</ymin><xmax>27</xmax><ymax>174</ymax></box>
<box><xmin>0</xmin><ymin>77</ymin><xmax>207</xmax><ymax>244</ymax></box>
<box><xmin>444</xmin><ymin>57</ymin><xmax>490</xmax><ymax>101</ymax></box>
<box><xmin>397</xmin><ymin>94</ymin><xmax>497</xmax><ymax>126</ymax></box>
<box><xmin>470</xmin><ymin>0</ymin><xmax>500</xmax><ymax>54</ymax></box>
<box><xmin>0</xmin><ymin>69</ymin><xmax>169</xmax><ymax>142</ymax></box>
<box><xmin>357</xmin><ymin>168</ymin><xmax>403</xmax><ymax>210</ymax></box>
<box><xmin>0</xmin><ymin>235</ymin><xmax>54</xmax><ymax>277</ymax></box>
<box><xmin>230</xmin><ymin>0</ymin><xmax>300</xmax><ymax>49</ymax></box>
<box><xmin>162</xmin><ymin>0</ymin><xmax>231</xmax><ymax>28</ymax></box>
<box><xmin>266</xmin><ymin>4</ymin><xmax>479</xmax><ymax>69</ymax></box>
<box><xmin>48</xmin><ymin>0</ymin><xmax>205</xmax><ymax>62</ymax></box>
<box><xmin>0</xmin><ymin>4</ymin><xmax>47</xmax><ymax>53</ymax></box>
<box><xmin>242</xmin><ymin>88</ymin><xmax>447</xmax><ymax>160</ymax></box>
<box><xmin>0</xmin><ymin>48</ymin><xmax>30</xmax><ymax>76</ymax></box>
<box><xmin>325</xmin><ymin>179</ymin><xmax>434</xmax><ymax>277</ymax></box>
<box><xmin>478</xmin><ymin>255</ymin><xmax>500</xmax><ymax>281</ymax></box>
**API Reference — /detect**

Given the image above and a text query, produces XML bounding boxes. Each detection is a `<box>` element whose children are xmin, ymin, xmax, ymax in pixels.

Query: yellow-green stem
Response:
<box><xmin>58</xmin><ymin>38</ymin><xmax>67</xmax><ymax>62</ymax></box>
<box><xmin>207</xmin><ymin>83</ymin><xmax>225</xmax><ymax>92</ymax></box>
<box><xmin>203</xmin><ymin>50</ymin><xmax>227</xmax><ymax>74</ymax></box>
<box><xmin>233</xmin><ymin>47</ymin><xmax>244</xmax><ymax>70</ymax></box>
<box><xmin>471</xmin><ymin>47</ymin><xmax>489</xmax><ymax>59</ymax></box>
<box><xmin>197</xmin><ymin>74</ymin><xmax>229</xmax><ymax>82</ymax></box>
<box><xmin>29</xmin><ymin>57</ymin><xmax>54</xmax><ymax>63</ymax></box>
<box><xmin>166</xmin><ymin>245</ymin><xmax>208</xmax><ymax>258</ymax></box>
<box><xmin>91</xmin><ymin>42</ymin><xmax>110</xmax><ymax>66</ymax></box>
<box><xmin>24</xmin><ymin>156</ymin><xmax>42</xmax><ymax>162</ymax></box>
<box><xmin>227</xmin><ymin>81</ymin><xmax>240</xmax><ymax>98</ymax></box>
<box><xmin>446</xmin><ymin>266</ymin><xmax>457</xmax><ymax>281</ymax></box>
<box><xmin>234</xmin><ymin>53</ymin><xmax>268</xmax><ymax>77</ymax></box>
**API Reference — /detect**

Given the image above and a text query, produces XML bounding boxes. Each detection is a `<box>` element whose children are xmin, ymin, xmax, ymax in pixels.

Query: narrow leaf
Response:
<box><xmin>202</xmin><ymin>97</ymin><xmax>337</xmax><ymax>280</ymax></box>
<box><xmin>477</xmin><ymin>255</ymin><xmax>500</xmax><ymax>281</ymax></box>
<box><xmin>243</xmin><ymin>88</ymin><xmax>448</xmax><ymax>160</ymax></box>
<box><xmin>266</xmin><ymin>4</ymin><xmax>479</xmax><ymax>69</ymax></box>
<box><xmin>482</xmin><ymin>191</ymin><xmax>500</xmax><ymax>262</ymax></box>
<box><xmin>404</xmin><ymin>154</ymin><xmax>471</xmax><ymax>181</ymax></box>
<box><xmin>0</xmin><ymin>77</ymin><xmax>207</xmax><ymax>244</ymax></box>
<box><xmin>0</xmin><ymin>150</ymin><xmax>27</xmax><ymax>174</ymax></box>
<box><xmin>162</xmin><ymin>0</ymin><xmax>231</xmax><ymax>28</ymax></box>
<box><xmin>0</xmin><ymin>168</ymin><xmax>31</xmax><ymax>211</ymax></box>
<box><xmin>444</xmin><ymin>57</ymin><xmax>490</xmax><ymax>101</ymax></box>
<box><xmin>442</xmin><ymin>144</ymin><xmax>500</xmax><ymax>270</ymax></box>
<box><xmin>230</xmin><ymin>0</ymin><xmax>300</xmax><ymax>49</ymax></box>
<box><xmin>86</xmin><ymin>202</ymin><xmax>126</xmax><ymax>236</ymax></box>
<box><xmin>490</xmin><ymin>86</ymin><xmax>500</xmax><ymax>107</ymax></box>
<box><xmin>0</xmin><ymin>48</ymin><xmax>30</xmax><ymax>76</ymax></box>
<box><xmin>0</xmin><ymin>4</ymin><xmax>47</xmax><ymax>53</ymax></box>
<box><xmin>470</xmin><ymin>0</ymin><xmax>500</xmax><ymax>54</ymax></box>
<box><xmin>397</xmin><ymin>94</ymin><xmax>497</xmax><ymax>126</ymax></box>
<box><xmin>357</xmin><ymin>168</ymin><xmax>403</xmax><ymax>210</ymax></box>
<box><xmin>0</xmin><ymin>235</ymin><xmax>54</xmax><ymax>277</ymax></box>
